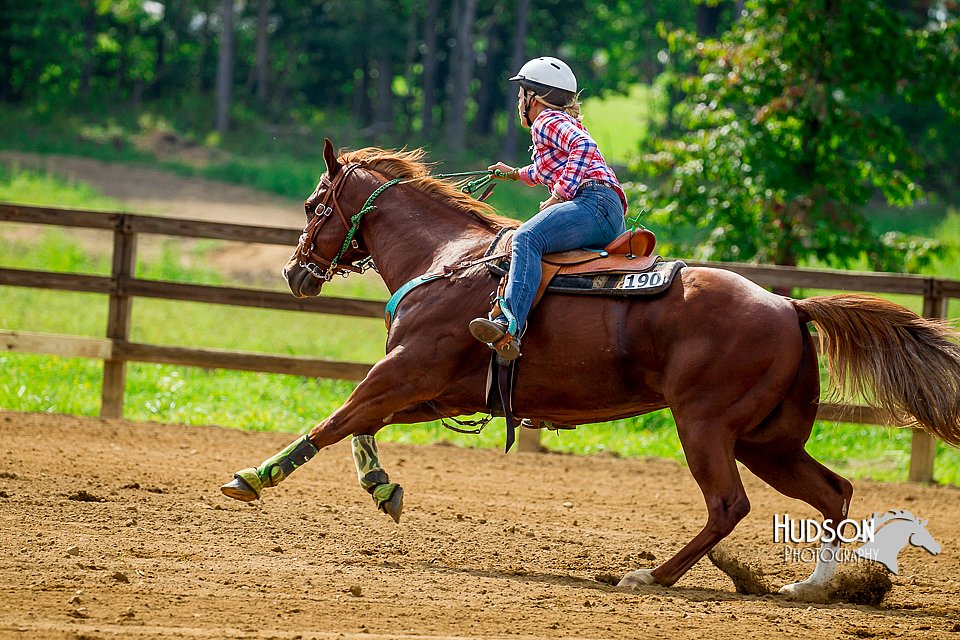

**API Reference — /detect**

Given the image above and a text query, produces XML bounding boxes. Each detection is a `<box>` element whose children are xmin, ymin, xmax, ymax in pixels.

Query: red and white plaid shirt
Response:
<box><xmin>517</xmin><ymin>109</ymin><xmax>628</xmax><ymax>213</ymax></box>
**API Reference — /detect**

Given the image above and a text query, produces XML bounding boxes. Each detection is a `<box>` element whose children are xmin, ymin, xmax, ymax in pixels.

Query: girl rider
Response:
<box><xmin>469</xmin><ymin>56</ymin><xmax>629</xmax><ymax>361</ymax></box>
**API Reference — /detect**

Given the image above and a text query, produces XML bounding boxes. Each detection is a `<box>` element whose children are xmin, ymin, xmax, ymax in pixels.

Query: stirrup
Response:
<box><xmin>491</xmin><ymin>333</ymin><xmax>521</xmax><ymax>362</ymax></box>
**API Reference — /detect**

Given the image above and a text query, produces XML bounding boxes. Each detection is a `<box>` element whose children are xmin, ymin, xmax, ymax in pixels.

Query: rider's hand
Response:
<box><xmin>539</xmin><ymin>194</ymin><xmax>563</xmax><ymax>211</ymax></box>
<box><xmin>488</xmin><ymin>162</ymin><xmax>517</xmax><ymax>180</ymax></box>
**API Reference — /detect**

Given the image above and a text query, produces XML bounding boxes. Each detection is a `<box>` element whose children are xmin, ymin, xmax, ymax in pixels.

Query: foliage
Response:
<box><xmin>633</xmin><ymin>0</ymin><xmax>960</xmax><ymax>270</ymax></box>
<box><xmin>0</xmin><ymin>0</ymin><xmax>706</xmax><ymax>160</ymax></box>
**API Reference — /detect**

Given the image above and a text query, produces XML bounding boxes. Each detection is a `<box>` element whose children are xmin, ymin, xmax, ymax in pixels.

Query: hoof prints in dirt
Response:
<box><xmin>708</xmin><ymin>543</ymin><xmax>773</xmax><ymax>595</ymax></box>
<box><xmin>709</xmin><ymin>544</ymin><xmax>894</xmax><ymax>605</ymax></box>
<box><xmin>828</xmin><ymin>564</ymin><xmax>893</xmax><ymax>606</ymax></box>
<box><xmin>67</xmin><ymin>490</ymin><xmax>107</xmax><ymax>502</ymax></box>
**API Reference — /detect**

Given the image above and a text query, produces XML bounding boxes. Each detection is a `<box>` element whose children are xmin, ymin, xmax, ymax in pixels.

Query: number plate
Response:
<box><xmin>619</xmin><ymin>271</ymin><xmax>665</xmax><ymax>290</ymax></box>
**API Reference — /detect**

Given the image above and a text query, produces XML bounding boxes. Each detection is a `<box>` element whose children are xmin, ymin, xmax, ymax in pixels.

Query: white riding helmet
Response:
<box><xmin>510</xmin><ymin>57</ymin><xmax>577</xmax><ymax>105</ymax></box>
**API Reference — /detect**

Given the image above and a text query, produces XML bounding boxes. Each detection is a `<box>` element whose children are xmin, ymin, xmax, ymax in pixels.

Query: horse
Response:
<box><xmin>221</xmin><ymin>138</ymin><xmax>960</xmax><ymax>602</ymax></box>
<box><xmin>854</xmin><ymin>510</ymin><xmax>941</xmax><ymax>574</ymax></box>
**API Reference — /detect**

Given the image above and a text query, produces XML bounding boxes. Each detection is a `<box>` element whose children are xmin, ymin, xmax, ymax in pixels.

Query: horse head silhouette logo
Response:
<box><xmin>853</xmin><ymin>510</ymin><xmax>941</xmax><ymax>574</ymax></box>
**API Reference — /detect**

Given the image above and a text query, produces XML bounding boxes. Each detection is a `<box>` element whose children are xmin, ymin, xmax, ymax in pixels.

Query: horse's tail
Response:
<box><xmin>792</xmin><ymin>294</ymin><xmax>960</xmax><ymax>446</ymax></box>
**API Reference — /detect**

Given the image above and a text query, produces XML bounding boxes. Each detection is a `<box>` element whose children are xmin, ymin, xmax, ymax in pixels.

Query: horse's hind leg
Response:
<box><xmin>733</xmin><ymin>326</ymin><xmax>854</xmax><ymax>602</ymax></box>
<box><xmin>736</xmin><ymin>442</ymin><xmax>853</xmax><ymax>602</ymax></box>
<box><xmin>620</xmin><ymin>426</ymin><xmax>750</xmax><ymax>588</ymax></box>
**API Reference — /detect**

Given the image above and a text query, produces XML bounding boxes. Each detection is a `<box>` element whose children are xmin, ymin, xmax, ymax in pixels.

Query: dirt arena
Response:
<box><xmin>0</xmin><ymin>412</ymin><xmax>957</xmax><ymax>639</ymax></box>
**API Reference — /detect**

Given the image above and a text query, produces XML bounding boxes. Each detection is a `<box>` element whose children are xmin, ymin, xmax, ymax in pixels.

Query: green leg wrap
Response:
<box><xmin>231</xmin><ymin>434</ymin><xmax>318</xmax><ymax>499</ymax></box>
<box><xmin>352</xmin><ymin>435</ymin><xmax>404</xmax><ymax>523</ymax></box>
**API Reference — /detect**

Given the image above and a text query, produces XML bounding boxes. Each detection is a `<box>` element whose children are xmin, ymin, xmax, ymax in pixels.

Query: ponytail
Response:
<box><xmin>534</xmin><ymin>93</ymin><xmax>583</xmax><ymax>121</ymax></box>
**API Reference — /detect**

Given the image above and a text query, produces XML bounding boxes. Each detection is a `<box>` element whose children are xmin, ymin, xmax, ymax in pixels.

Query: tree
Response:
<box><xmin>501</xmin><ymin>0</ymin><xmax>530</xmax><ymax>159</ymax></box>
<box><xmin>446</xmin><ymin>0</ymin><xmax>479</xmax><ymax>151</ymax></box>
<box><xmin>420</xmin><ymin>0</ymin><xmax>441</xmax><ymax>137</ymax></box>
<box><xmin>214</xmin><ymin>0</ymin><xmax>235</xmax><ymax>134</ymax></box>
<box><xmin>634</xmin><ymin>0</ymin><xmax>959</xmax><ymax>271</ymax></box>
<box><xmin>253</xmin><ymin>0</ymin><xmax>270</xmax><ymax>104</ymax></box>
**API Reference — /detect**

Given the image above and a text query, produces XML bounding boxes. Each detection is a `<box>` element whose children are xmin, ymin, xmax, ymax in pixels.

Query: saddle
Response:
<box><xmin>486</xmin><ymin>227</ymin><xmax>685</xmax><ymax>312</ymax></box>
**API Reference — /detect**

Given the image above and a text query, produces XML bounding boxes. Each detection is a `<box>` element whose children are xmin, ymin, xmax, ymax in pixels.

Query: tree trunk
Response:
<box><xmin>196</xmin><ymin>1</ymin><xmax>215</xmax><ymax>92</ymax></box>
<box><xmin>696</xmin><ymin>2</ymin><xmax>724</xmax><ymax>37</ymax></box>
<box><xmin>255</xmin><ymin>0</ymin><xmax>270</xmax><ymax>103</ymax></box>
<box><xmin>215</xmin><ymin>0</ymin><xmax>235</xmax><ymax>134</ymax></box>
<box><xmin>79</xmin><ymin>0</ymin><xmax>97</xmax><ymax>102</ymax></box>
<box><xmin>420</xmin><ymin>0</ymin><xmax>440</xmax><ymax>137</ymax></box>
<box><xmin>446</xmin><ymin>0</ymin><xmax>478</xmax><ymax>152</ymax></box>
<box><xmin>400</xmin><ymin>3</ymin><xmax>420</xmax><ymax>136</ymax></box>
<box><xmin>150</xmin><ymin>23</ymin><xmax>166</xmax><ymax>98</ymax></box>
<box><xmin>474</xmin><ymin>8</ymin><xmax>503</xmax><ymax>137</ymax></box>
<box><xmin>372</xmin><ymin>47</ymin><xmax>394</xmax><ymax>138</ymax></box>
<box><xmin>501</xmin><ymin>0</ymin><xmax>530</xmax><ymax>159</ymax></box>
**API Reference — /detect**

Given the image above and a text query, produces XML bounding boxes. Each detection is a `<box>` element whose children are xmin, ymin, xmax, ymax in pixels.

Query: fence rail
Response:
<box><xmin>1</xmin><ymin>202</ymin><xmax>954</xmax><ymax>482</ymax></box>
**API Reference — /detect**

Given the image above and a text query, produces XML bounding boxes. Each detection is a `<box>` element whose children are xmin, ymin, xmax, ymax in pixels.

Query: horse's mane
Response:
<box><xmin>338</xmin><ymin>147</ymin><xmax>520</xmax><ymax>230</ymax></box>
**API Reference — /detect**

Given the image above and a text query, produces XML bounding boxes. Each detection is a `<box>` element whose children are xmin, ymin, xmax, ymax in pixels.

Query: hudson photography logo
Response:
<box><xmin>774</xmin><ymin>509</ymin><xmax>942</xmax><ymax>573</ymax></box>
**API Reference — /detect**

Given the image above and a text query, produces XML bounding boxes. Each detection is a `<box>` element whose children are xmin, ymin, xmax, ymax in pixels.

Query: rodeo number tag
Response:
<box><xmin>620</xmin><ymin>271</ymin><xmax>664</xmax><ymax>290</ymax></box>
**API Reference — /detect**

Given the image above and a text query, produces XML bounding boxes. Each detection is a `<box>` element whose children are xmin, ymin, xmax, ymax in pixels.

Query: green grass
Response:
<box><xmin>2</xmin><ymin>166</ymin><xmax>960</xmax><ymax>486</ymax></box>
<box><xmin>0</xmin><ymin>162</ymin><xmax>128</xmax><ymax>211</ymax></box>
<box><xmin>582</xmin><ymin>84</ymin><xmax>667</xmax><ymax>165</ymax></box>
<box><xmin>0</xmin><ymin>101</ymin><xmax>546</xmax><ymax>221</ymax></box>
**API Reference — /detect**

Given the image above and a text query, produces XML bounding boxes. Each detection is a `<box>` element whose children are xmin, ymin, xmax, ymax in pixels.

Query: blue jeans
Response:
<box><xmin>501</xmin><ymin>184</ymin><xmax>626</xmax><ymax>335</ymax></box>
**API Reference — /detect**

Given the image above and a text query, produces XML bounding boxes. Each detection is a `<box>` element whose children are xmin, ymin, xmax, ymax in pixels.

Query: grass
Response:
<box><xmin>582</xmin><ymin>84</ymin><xmax>667</xmax><ymax>165</ymax></box>
<box><xmin>0</xmin><ymin>101</ymin><xmax>548</xmax><ymax>221</ymax></box>
<box><xmin>2</xmin><ymin>165</ymin><xmax>960</xmax><ymax>487</ymax></box>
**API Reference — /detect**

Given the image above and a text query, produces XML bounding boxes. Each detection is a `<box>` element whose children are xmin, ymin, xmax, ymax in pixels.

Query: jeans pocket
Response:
<box><xmin>593</xmin><ymin>194</ymin><xmax>620</xmax><ymax>239</ymax></box>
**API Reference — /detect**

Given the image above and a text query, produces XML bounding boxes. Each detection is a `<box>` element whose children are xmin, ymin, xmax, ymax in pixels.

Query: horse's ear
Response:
<box><xmin>322</xmin><ymin>138</ymin><xmax>341</xmax><ymax>178</ymax></box>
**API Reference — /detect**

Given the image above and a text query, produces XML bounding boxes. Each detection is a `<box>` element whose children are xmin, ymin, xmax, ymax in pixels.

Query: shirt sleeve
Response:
<box><xmin>516</xmin><ymin>163</ymin><xmax>538</xmax><ymax>186</ymax></box>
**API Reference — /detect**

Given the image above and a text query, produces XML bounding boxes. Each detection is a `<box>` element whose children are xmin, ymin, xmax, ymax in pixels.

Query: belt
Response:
<box><xmin>577</xmin><ymin>179</ymin><xmax>618</xmax><ymax>194</ymax></box>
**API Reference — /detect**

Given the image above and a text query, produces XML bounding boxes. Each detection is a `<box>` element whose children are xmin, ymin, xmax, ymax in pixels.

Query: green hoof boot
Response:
<box><xmin>221</xmin><ymin>468</ymin><xmax>263</xmax><ymax>502</ymax></box>
<box><xmin>373</xmin><ymin>483</ymin><xmax>404</xmax><ymax>523</ymax></box>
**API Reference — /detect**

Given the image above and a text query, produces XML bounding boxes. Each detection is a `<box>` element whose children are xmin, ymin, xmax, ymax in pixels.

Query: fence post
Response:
<box><xmin>908</xmin><ymin>281</ymin><xmax>946</xmax><ymax>483</ymax></box>
<box><xmin>517</xmin><ymin>425</ymin><xmax>541</xmax><ymax>453</ymax></box>
<box><xmin>100</xmin><ymin>215</ymin><xmax>136</xmax><ymax>419</ymax></box>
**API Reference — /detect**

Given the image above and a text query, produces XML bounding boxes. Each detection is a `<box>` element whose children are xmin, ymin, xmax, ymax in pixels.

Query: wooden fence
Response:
<box><xmin>2</xmin><ymin>202</ymin><xmax>956</xmax><ymax>482</ymax></box>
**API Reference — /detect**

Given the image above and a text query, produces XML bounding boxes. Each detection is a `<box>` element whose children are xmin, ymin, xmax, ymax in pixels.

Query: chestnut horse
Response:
<box><xmin>223</xmin><ymin>139</ymin><xmax>960</xmax><ymax>601</ymax></box>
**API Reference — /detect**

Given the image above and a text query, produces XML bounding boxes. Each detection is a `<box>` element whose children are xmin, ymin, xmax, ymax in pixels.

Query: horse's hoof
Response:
<box><xmin>618</xmin><ymin>569</ymin><xmax>657</xmax><ymax>589</ymax></box>
<box><xmin>220</xmin><ymin>469</ymin><xmax>262</xmax><ymax>502</ymax></box>
<box><xmin>381</xmin><ymin>485</ymin><xmax>404</xmax><ymax>524</ymax></box>
<box><xmin>779</xmin><ymin>581</ymin><xmax>830</xmax><ymax>603</ymax></box>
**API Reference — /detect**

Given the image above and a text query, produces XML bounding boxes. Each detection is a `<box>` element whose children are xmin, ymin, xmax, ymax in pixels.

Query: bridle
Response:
<box><xmin>292</xmin><ymin>162</ymin><xmax>376</xmax><ymax>282</ymax></box>
<box><xmin>291</xmin><ymin>161</ymin><xmax>502</xmax><ymax>283</ymax></box>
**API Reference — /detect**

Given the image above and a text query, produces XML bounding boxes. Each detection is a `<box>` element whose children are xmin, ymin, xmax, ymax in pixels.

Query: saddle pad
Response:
<box><xmin>548</xmin><ymin>259</ymin><xmax>686</xmax><ymax>296</ymax></box>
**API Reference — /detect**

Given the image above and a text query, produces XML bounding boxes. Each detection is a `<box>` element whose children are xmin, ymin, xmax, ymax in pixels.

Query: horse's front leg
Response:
<box><xmin>220</xmin><ymin>351</ymin><xmax>437</xmax><ymax>521</ymax></box>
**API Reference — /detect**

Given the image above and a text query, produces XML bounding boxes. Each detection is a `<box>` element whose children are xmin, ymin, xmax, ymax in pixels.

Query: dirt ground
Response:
<box><xmin>0</xmin><ymin>152</ymin><xmax>305</xmax><ymax>281</ymax></box>
<box><xmin>0</xmin><ymin>411</ymin><xmax>958</xmax><ymax>640</ymax></box>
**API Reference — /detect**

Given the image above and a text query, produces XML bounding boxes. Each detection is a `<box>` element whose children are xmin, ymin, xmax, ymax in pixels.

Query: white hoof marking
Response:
<box><xmin>618</xmin><ymin>569</ymin><xmax>657</xmax><ymax>589</ymax></box>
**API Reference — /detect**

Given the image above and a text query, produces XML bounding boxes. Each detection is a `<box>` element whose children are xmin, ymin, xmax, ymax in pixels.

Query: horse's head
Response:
<box><xmin>283</xmin><ymin>138</ymin><xmax>371</xmax><ymax>298</ymax></box>
<box><xmin>908</xmin><ymin>519</ymin><xmax>942</xmax><ymax>556</ymax></box>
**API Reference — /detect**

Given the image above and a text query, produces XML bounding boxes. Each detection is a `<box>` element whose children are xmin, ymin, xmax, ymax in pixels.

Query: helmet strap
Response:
<box><xmin>521</xmin><ymin>89</ymin><xmax>537</xmax><ymax>127</ymax></box>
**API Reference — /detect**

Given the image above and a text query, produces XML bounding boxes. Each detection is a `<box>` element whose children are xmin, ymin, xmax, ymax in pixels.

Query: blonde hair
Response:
<box><xmin>532</xmin><ymin>92</ymin><xmax>583</xmax><ymax>121</ymax></box>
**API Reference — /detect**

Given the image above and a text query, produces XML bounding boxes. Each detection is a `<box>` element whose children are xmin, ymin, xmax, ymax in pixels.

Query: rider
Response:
<box><xmin>469</xmin><ymin>56</ymin><xmax>628</xmax><ymax>361</ymax></box>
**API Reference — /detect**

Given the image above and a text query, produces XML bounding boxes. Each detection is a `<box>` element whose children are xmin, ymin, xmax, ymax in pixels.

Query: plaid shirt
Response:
<box><xmin>517</xmin><ymin>109</ymin><xmax>628</xmax><ymax>213</ymax></box>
